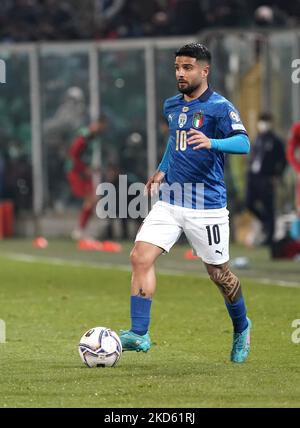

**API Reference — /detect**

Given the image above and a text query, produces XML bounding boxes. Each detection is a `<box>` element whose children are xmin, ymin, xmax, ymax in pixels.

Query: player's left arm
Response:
<box><xmin>187</xmin><ymin>103</ymin><xmax>250</xmax><ymax>154</ymax></box>
<box><xmin>187</xmin><ymin>130</ymin><xmax>250</xmax><ymax>154</ymax></box>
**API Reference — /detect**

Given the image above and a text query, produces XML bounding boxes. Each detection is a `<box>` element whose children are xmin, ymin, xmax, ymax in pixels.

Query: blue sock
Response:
<box><xmin>130</xmin><ymin>296</ymin><xmax>152</xmax><ymax>336</ymax></box>
<box><xmin>225</xmin><ymin>296</ymin><xmax>248</xmax><ymax>333</ymax></box>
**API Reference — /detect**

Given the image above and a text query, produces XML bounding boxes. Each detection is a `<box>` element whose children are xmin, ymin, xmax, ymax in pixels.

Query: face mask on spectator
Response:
<box><xmin>257</xmin><ymin>120</ymin><xmax>271</xmax><ymax>134</ymax></box>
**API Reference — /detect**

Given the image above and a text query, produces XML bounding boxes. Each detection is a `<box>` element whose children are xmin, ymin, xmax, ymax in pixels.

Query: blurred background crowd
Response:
<box><xmin>1</xmin><ymin>0</ymin><xmax>300</xmax><ymax>42</ymax></box>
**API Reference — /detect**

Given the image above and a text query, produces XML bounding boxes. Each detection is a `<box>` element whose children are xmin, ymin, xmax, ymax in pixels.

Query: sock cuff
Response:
<box><xmin>131</xmin><ymin>295</ymin><xmax>152</xmax><ymax>302</ymax></box>
<box><xmin>130</xmin><ymin>295</ymin><xmax>152</xmax><ymax>336</ymax></box>
<box><xmin>131</xmin><ymin>295</ymin><xmax>152</xmax><ymax>314</ymax></box>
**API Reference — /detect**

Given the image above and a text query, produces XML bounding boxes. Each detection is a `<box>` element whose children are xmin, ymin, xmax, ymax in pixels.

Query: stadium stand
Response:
<box><xmin>1</xmin><ymin>0</ymin><xmax>300</xmax><ymax>42</ymax></box>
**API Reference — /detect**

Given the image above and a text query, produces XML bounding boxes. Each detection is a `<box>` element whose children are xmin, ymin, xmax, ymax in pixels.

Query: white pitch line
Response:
<box><xmin>3</xmin><ymin>253</ymin><xmax>132</xmax><ymax>272</ymax></box>
<box><xmin>2</xmin><ymin>252</ymin><xmax>300</xmax><ymax>289</ymax></box>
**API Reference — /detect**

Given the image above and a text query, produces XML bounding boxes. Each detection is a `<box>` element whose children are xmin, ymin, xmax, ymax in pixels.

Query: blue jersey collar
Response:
<box><xmin>180</xmin><ymin>85</ymin><xmax>213</xmax><ymax>103</ymax></box>
<box><xmin>198</xmin><ymin>85</ymin><xmax>213</xmax><ymax>102</ymax></box>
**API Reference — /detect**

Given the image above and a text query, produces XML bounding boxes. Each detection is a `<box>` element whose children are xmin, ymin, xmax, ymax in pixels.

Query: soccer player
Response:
<box><xmin>67</xmin><ymin>116</ymin><xmax>108</xmax><ymax>240</ymax></box>
<box><xmin>120</xmin><ymin>43</ymin><xmax>252</xmax><ymax>363</ymax></box>
<box><xmin>287</xmin><ymin>121</ymin><xmax>300</xmax><ymax>217</ymax></box>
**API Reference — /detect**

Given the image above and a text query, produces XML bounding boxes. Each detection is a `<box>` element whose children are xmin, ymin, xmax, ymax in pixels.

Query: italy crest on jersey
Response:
<box><xmin>192</xmin><ymin>112</ymin><xmax>203</xmax><ymax>129</ymax></box>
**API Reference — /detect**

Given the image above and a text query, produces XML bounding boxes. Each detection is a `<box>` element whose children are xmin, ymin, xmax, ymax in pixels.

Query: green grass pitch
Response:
<box><xmin>0</xmin><ymin>240</ymin><xmax>300</xmax><ymax>408</ymax></box>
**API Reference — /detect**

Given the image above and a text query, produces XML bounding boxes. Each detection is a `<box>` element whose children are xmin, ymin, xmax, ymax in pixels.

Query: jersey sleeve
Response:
<box><xmin>216</xmin><ymin>102</ymin><xmax>247</xmax><ymax>138</ymax></box>
<box><xmin>158</xmin><ymin>101</ymin><xmax>172</xmax><ymax>173</ymax></box>
<box><xmin>158</xmin><ymin>137</ymin><xmax>172</xmax><ymax>172</ymax></box>
<box><xmin>211</xmin><ymin>134</ymin><xmax>250</xmax><ymax>154</ymax></box>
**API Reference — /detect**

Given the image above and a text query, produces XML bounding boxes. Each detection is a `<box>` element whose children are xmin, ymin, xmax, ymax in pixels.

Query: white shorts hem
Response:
<box><xmin>200</xmin><ymin>256</ymin><xmax>230</xmax><ymax>265</ymax></box>
<box><xmin>135</xmin><ymin>238</ymin><xmax>170</xmax><ymax>253</ymax></box>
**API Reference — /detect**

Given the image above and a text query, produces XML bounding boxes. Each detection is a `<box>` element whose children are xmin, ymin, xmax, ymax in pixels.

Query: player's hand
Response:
<box><xmin>187</xmin><ymin>129</ymin><xmax>212</xmax><ymax>150</ymax></box>
<box><xmin>145</xmin><ymin>171</ymin><xmax>165</xmax><ymax>197</ymax></box>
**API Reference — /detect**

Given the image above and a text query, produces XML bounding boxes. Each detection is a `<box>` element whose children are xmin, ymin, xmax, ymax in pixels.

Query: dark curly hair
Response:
<box><xmin>175</xmin><ymin>43</ymin><xmax>211</xmax><ymax>64</ymax></box>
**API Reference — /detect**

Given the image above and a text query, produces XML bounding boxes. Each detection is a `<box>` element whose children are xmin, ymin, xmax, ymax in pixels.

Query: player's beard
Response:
<box><xmin>177</xmin><ymin>81</ymin><xmax>201</xmax><ymax>95</ymax></box>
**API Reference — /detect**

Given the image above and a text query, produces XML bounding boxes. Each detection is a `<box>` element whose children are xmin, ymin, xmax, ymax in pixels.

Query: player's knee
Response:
<box><xmin>207</xmin><ymin>265</ymin><xmax>241</xmax><ymax>303</ymax></box>
<box><xmin>130</xmin><ymin>248</ymin><xmax>153</xmax><ymax>270</ymax></box>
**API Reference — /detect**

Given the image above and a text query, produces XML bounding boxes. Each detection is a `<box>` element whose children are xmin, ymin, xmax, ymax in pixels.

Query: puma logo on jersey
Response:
<box><xmin>168</xmin><ymin>114</ymin><xmax>175</xmax><ymax>123</ymax></box>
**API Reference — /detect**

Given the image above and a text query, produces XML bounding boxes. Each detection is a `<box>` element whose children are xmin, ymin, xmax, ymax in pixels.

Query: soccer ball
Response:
<box><xmin>78</xmin><ymin>327</ymin><xmax>122</xmax><ymax>368</ymax></box>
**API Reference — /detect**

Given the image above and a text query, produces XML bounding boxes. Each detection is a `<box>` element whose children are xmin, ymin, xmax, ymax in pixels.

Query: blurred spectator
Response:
<box><xmin>5</xmin><ymin>0</ymin><xmax>41</xmax><ymax>42</ymax></box>
<box><xmin>246</xmin><ymin>113</ymin><xmax>287</xmax><ymax>245</ymax></box>
<box><xmin>121</xmin><ymin>131</ymin><xmax>147</xmax><ymax>184</ymax></box>
<box><xmin>3</xmin><ymin>141</ymin><xmax>32</xmax><ymax>212</ymax></box>
<box><xmin>0</xmin><ymin>0</ymin><xmax>80</xmax><ymax>42</ymax></box>
<box><xmin>254</xmin><ymin>5</ymin><xmax>275</xmax><ymax>26</ymax></box>
<box><xmin>66</xmin><ymin>116</ymin><xmax>108</xmax><ymax>240</ymax></box>
<box><xmin>205</xmin><ymin>0</ymin><xmax>250</xmax><ymax>28</ymax></box>
<box><xmin>38</xmin><ymin>0</ymin><xmax>80</xmax><ymax>40</ymax></box>
<box><xmin>44</xmin><ymin>86</ymin><xmax>87</xmax><ymax>140</ymax></box>
<box><xmin>254</xmin><ymin>4</ymin><xmax>288</xmax><ymax>27</ymax></box>
<box><xmin>287</xmin><ymin>121</ymin><xmax>300</xmax><ymax>217</ymax></box>
<box><xmin>44</xmin><ymin>86</ymin><xmax>87</xmax><ymax>208</ymax></box>
<box><xmin>102</xmin><ymin>162</ymin><xmax>134</xmax><ymax>240</ymax></box>
<box><xmin>94</xmin><ymin>0</ymin><xmax>125</xmax><ymax>37</ymax></box>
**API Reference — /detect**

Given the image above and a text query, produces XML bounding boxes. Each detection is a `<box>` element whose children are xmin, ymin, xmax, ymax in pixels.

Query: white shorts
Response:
<box><xmin>136</xmin><ymin>201</ymin><xmax>230</xmax><ymax>265</ymax></box>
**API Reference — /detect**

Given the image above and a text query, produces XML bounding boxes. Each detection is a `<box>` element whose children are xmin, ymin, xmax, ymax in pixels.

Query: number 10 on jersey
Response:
<box><xmin>176</xmin><ymin>130</ymin><xmax>187</xmax><ymax>151</ymax></box>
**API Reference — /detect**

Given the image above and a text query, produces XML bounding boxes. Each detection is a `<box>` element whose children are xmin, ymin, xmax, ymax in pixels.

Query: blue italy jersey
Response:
<box><xmin>161</xmin><ymin>86</ymin><xmax>247</xmax><ymax>209</ymax></box>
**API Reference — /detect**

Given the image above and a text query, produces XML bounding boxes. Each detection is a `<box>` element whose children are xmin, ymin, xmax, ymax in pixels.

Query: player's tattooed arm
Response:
<box><xmin>187</xmin><ymin>129</ymin><xmax>212</xmax><ymax>150</ymax></box>
<box><xmin>144</xmin><ymin>171</ymin><xmax>165</xmax><ymax>197</ymax></box>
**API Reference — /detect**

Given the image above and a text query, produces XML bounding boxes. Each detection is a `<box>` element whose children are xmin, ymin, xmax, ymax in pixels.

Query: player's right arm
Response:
<box><xmin>145</xmin><ymin>137</ymin><xmax>172</xmax><ymax>196</ymax></box>
<box><xmin>145</xmin><ymin>170</ymin><xmax>166</xmax><ymax>197</ymax></box>
<box><xmin>145</xmin><ymin>101</ymin><xmax>172</xmax><ymax>196</ymax></box>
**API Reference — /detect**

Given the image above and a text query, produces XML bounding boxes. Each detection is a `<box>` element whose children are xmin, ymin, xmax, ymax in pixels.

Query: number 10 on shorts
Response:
<box><xmin>206</xmin><ymin>225</ymin><xmax>221</xmax><ymax>246</ymax></box>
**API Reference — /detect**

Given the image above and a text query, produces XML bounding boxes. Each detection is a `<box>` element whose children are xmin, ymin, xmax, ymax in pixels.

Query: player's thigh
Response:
<box><xmin>136</xmin><ymin>202</ymin><xmax>183</xmax><ymax>253</ymax></box>
<box><xmin>184</xmin><ymin>218</ymin><xmax>230</xmax><ymax>265</ymax></box>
